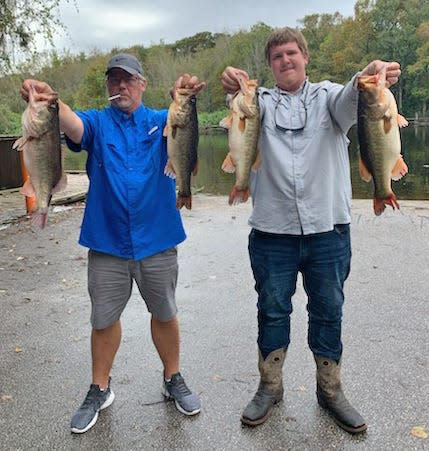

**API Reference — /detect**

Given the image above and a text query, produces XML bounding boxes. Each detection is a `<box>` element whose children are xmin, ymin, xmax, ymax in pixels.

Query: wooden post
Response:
<box><xmin>18</xmin><ymin>151</ymin><xmax>37</xmax><ymax>214</ymax></box>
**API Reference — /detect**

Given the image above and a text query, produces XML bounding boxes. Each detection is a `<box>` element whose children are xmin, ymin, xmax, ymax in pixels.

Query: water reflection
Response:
<box><xmin>64</xmin><ymin>125</ymin><xmax>429</xmax><ymax>200</ymax></box>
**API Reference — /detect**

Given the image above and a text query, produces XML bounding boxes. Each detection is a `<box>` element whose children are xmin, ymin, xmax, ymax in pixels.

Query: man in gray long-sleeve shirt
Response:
<box><xmin>221</xmin><ymin>27</ymin><xmax>402</xmax><ymax>434</ymax></box>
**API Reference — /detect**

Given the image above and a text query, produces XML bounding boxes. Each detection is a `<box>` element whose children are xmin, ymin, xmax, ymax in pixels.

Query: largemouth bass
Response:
<box><xmin>13</xmin><ymin>85</ymin><xmax>66</xmax><ymax>229</ymax></box>
<box><xmin>220</xmin><ymin>76</ymin><xmax>260</xmax><ymax>205</ymax></box>
<box><xmin>163</xmin><ymin>87</ymin><xmax>199</xmax><ymax>210</ymax></box>
<box><xmin>357</xmin><ymin>67</ymin><xmax>408</xmax><ymax>215</ymax></box>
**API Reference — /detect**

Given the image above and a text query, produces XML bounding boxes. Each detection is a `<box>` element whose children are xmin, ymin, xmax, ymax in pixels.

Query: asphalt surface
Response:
<box><xmin>0</xmin><ymin>183</ymin><xmax>429</xmax><ymax>450</ymax></box>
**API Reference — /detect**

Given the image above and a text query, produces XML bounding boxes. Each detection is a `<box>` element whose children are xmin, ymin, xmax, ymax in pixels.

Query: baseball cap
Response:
<box><xmin>105</xmin><ymin>53</ymin><xmax>143</xmax><ymax>75</ymax></box>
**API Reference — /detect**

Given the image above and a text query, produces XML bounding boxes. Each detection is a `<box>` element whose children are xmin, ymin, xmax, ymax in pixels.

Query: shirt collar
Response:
<box><xmin>110</xmin><ymin>103</ymin><xmax>145</xmax><ymax>125</ymax></box>
<box><xmin>275</xmin><ymin>78</ymin><xmax>308</xmax><ymax>96</ymax></box>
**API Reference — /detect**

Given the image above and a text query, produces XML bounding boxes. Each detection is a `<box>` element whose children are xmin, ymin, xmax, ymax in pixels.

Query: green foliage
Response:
<box><xmin>0</xmin><ymin>0</ymin><xmax>77</xmax><ymax>74</ymax></box>
<box><xmin>2</xmin><ymin>0</ymin><xmax>429</xmax><ymax>133</ymax></box>
<box><xmin>407</xmin><ymin>22</ymin><xmax>429</xmax><ymax>115</ymax></box>
<box><xmin>0</xmin><ymin>103</ymin><xmax>21</xmax><ymax>135</ymax></box>
<box><xmin>74</xmin><ymin>57</ymin><xmax>109</xmax><ymax>110</ymax></box>
<box><xmin>224</xmin><ymin>22</ymin><xmax>273</xmax><ymax>86</ymax></box>
<box><xmin>171</xmin><ymin>32</ymin><xmax>220</xmax><ymax>55</ymax></box>
<box><xmin>198</xmin><ymin>109</ymin><xmax>230</xmax><ymax>126</ymax></box>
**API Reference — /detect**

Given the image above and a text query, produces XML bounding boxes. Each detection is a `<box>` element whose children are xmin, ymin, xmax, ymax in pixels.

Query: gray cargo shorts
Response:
<box><xmin>87</xmin><ymin>248</ymin><xmax>178</xmax><ymax>329</ymax></box>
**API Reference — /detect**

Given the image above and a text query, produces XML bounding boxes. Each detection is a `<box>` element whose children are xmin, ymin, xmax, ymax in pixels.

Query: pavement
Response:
<box><xmin>0</xmin><ymin>177</ymin><xmax>429</xmax><ymax>450</ymax></box>
<box><xmin>0</xmin><ymin>172</ymin><xmax>89</xmax><ymax>227</ymax></box>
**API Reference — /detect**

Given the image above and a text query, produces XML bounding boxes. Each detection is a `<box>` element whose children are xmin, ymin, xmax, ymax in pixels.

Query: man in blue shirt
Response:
<box><xmin>21</xmin><ymin>53</ymin><xmax>205</xmax><ymax>434</ymax></box>
<box><xmin>221</xmin><ymin>28</ymin><xmax>402</xmax><ymax>434</ymax></box>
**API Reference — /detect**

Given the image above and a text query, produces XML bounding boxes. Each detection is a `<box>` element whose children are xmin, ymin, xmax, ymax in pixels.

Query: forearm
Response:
<box><xmin>328</xmin><ymin>79</ymin><xmax>359</xmax><ymax>133</ymax></box>
<box><xmin>58</xmin><ymin>100</ymin><xmax>84</xmax><ymax>144</ymax></box>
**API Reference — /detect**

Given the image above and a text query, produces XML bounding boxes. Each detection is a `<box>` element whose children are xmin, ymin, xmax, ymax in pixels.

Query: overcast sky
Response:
<box><xmin>51</xmin><ymin>0</ymin><xmax>357</xmax><ymax>54</ymax></box>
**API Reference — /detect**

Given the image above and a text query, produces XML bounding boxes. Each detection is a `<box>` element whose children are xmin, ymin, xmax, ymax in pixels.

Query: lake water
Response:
<box><xmin>65</xmin><ymin>125</ymin><xmax>429</xmax><ymax>200</ymax></box>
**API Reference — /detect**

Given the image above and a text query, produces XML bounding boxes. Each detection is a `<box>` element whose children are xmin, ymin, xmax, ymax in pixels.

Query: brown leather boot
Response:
<box><xmin>241</xmin><ymin>348</ymin><xmax>287</xmax><ymax>426</ymax></box>
<box><xmin>314</xmin><ymin>355</ymin><xmax>367</xmax><ymax>434</ymax></box>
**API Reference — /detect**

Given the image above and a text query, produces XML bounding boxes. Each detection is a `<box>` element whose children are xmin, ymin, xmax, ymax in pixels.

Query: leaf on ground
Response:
<box><xmin>14</xmin><ymin>346</ymin><xmax>23</xmax><ymax>353</ymax></box>
<box><xmin>411</xmin><ymin>426</ymin><xmax>428</xmax><ymax>439</ymax></box>
<box><xmin>1</xmin><ymin>394</ymin><xmax>13</xmax><ymax>402</ymax></box>
<box><xmin>212</xmin><ymin>374</ymin><xmax>224</xmax><ymax>382</ymax></box>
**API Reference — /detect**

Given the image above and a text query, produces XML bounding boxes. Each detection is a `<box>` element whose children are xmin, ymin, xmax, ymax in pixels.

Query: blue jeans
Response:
<box><xmin>248</xmin><ymin>225</ymin><xmax>351</xmax><ymax>361</ymax></box>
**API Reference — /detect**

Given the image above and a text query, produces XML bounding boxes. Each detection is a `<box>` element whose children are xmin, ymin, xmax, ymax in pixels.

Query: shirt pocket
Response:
<box><xmin>136</xmin><ymin>126</ymin><xmax>163</xmax><ymax>173</ymax></box>
<box><xmin>307</xmin><ymin>89</ymin><xmax>332</xmax><ymax>130</ymax></box>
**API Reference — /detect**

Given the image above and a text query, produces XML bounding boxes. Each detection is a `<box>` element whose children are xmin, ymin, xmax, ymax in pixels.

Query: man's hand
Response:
<box><xmin>20</xmin><ymin>79</ymin><xmax>56</xmax><ymax>103</ymax></box>
<box><xmin>170</xmin><ymin>74</ymin><xmax>206</xmax><ymax>98</ymax></box>
<box><xmin>361</xmin><ymin>60</ymin><xmax>401</xmax><ymax>88</ymax></box>
<box><xmin>221</xmin><ymin>67</ymin><xmax>249</xmax><ymax>94</ymax></box>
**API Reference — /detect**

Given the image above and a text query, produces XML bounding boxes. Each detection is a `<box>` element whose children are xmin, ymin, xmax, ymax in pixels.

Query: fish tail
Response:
<box><xmin>30</xmin><ymin>208</ymin><xmax>49</xmax><ymax>230</ymax></box>
<box><xmin>177</xmin><ymin>195</ymin><xmax>192</xmax><ymax>210</ymax></box>
<box><xmin>373</xmin><ymin>194</ymin><xmax>400</xmax><ymax>216</ymax></box>
<box><xmin>228</xmin><ymin>186</ymin><xmax>250</xmax><ymax>205</ymax></box>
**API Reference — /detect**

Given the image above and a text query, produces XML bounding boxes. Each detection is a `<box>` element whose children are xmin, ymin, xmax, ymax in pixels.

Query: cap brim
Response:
<box><xmin>105</xmin><ymin>65</ymin><xmax>139</xmax><ymax>75</ymax></box>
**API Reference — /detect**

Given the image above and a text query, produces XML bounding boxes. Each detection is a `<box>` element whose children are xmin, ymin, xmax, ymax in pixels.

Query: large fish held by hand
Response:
<box><xmin>357</xmin><ymin>66</ymin><xmax>408</xmax><ymax>215</ymax></box>
<box><xmin>220</xmin><ymin>76</ymin><xmax>260</xmax><ymax>205</ymax></box>
<box><xmin>13</xmin><ymin>85</ymin><xmax>67</xmax><ymax>229</ymax></box>
<box><xmin>163</xmin><ymin>87</ymin><xmax>199</xmax><ymax>210</ymax></box>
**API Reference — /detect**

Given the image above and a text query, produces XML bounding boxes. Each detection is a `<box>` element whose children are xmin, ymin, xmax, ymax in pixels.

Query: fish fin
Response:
<box><xmin>192</xmin><ymin>159</ymin><xmax>199</xmax><ymax>176</ymax></box>
<box><xmin>383</xmin><ymin>116</ymin><xmax>393</xmax><ymax>134</ymax></box>
<box><xmin>219</xmin><ymin>115</ymin><xmax>233</xmax><ymax>129</ymax></box>
<box><xmin>164</xmin><ymin>159</ymin><xmax>177</xmax><ymax>179</ymax></box>
<box><xmin>373</xmin><ymin>194</ymin><xmax>399</xmax><ymax>216</ymax></box>
<box><xmin>238</xmin><ymin>117</ymin><xmax>246</xmax><ymax>132</ymax></box>
<box><xmin>251</xmin><ymin>151</ymin><xmax>261</xmax><ymax>171</ymax></box>
<box><xmin>176</xmin><ymin>195</ymin><xmax>192</xmax><ymax>210</ymax></box>
<box><xmin>221</xmin><ymin>153</ymin><xmax>236</xmax><ymax>173</ymax></box>
<box><xmin>13</xmin><ymin>137</ymin><xmax>26</xmax><ymax>151</ymax></box>
<box><xmin>52</xmin><ymin>173</ymin><xmax>68</xmax><ymax>194</ymax></box>
<box><xmin>359</xmin><ymin>157</ymin><xmax>373</xmax><ymax>182</ymax></box>
<box><xmin>163</xmin><ymin>125</ymin><xmax>169</xmax><ymax>137</ymax></box>
<box><xmin>391</xmin><ymin>155</ymin><xmax>408</xmax><ymax>181</ymax></box>
<box><xmin>172</xmin><ymin>125</ymin><xmax>178</xmax><ymax>139</ymax></box>
<box><xmin>24</xmin><ymin>194</ymin><xmax>38</xmax><ymax>214</ymax></box>
<box><xmin>21</xmin><ymin>178</ymin><xmax>36</xmax><ymax>197</ymax></box>
<box><xmin>30</xmin><ymin>208</ymin><xmax>49</xmax><ymax>230</ymax></box>
<box><xmin>397</xmin><ymin>114</ymin><xmax>409</xmax><ymax>128</ymax></box>
<box><xmin>228</xmin><ymin>186</ymin><xmax>250</xmax><ymax>205</ymax></box>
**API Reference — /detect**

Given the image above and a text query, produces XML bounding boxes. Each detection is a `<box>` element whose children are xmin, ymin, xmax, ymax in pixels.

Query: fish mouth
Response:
<box><xmin>357</xmin><ymin>74</ymin><xmax>379</xmax><ymax>90</ymax></box>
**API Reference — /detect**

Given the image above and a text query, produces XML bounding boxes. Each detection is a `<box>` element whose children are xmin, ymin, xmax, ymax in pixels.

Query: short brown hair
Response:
<box><xmin>264</xmin><ymin>27</ymin><xmax>309</xmax><ymax>64</ymax></box>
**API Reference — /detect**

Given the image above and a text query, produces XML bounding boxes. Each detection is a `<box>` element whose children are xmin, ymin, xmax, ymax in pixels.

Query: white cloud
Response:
<box><xmin>48</xmin><ymin>0</ymin><xmax>356</xmax><ymax>54</ymax></box>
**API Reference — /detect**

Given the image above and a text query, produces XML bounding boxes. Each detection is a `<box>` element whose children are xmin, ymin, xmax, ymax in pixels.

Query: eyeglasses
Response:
<box><xmin>274</xmin><ymin>84</ymin><xmax>308</xmax><ymax>133</ymax></box>
<box><xmin>106</xmin><ymin>75</ymin><xmax>140</xmax><ymax>86</ymax></box>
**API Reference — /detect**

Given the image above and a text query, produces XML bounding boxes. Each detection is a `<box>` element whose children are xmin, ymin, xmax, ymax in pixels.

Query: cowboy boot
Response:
<box><xmin>314</xmin><ymin>354</ymin><xmax>367</xmax><ymax>434</ymax></box>
<box><xmin>241</xmin><ymin>348</ymin><xmax>287</xmax><ymax>426</ymax></box>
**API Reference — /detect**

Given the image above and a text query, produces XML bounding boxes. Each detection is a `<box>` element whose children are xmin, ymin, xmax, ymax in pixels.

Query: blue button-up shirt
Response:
<box><xmin>65</xmin><ymin>104</ymin><xmax>186</xmax><ymax>260</ymax></box>
<box><xmin>249</xmin><ymin>77</ymin><xmax>359</xmax><ymax>235</ymax></box>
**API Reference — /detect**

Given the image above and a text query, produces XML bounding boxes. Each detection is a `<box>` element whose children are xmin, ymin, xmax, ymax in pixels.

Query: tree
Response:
<box><xmin>363</xmin><ymin>0</ymin><xmax>429</xmax><ymax>113</ymax></box>
<box><xmin>299</xmin><ymin>13</ymin><xmax>352</xmax><ymax>82</ymax></box>
<box><xmin>223</xmin><ymin>22</ymin><xmax>273</xmax><ymax>86</ymax></box>
<box><xmin>0</xmin><ymin>0</ymin><xmax>75</xmax><ymax>73</ymax></box>
<box><xmin>171</xmin><ymin>32</ymin><xmax>220</xmax><ymax>55</ymax></box>
<box><xmin>407</xmin><ymin>21</ymin><xmax>429</xmax><ymax>116</ymax></box>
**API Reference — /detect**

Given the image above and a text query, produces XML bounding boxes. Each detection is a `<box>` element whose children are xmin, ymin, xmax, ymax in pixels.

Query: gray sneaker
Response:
<box><xmin>70</xmin><ymin>381</ymin><xmax>115</xmax><ymax>434</ymax></box>
<box><xmin>162</xmin><ymin>372</ymin><xmax>201</xmax><ymax>415</ymax></box>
